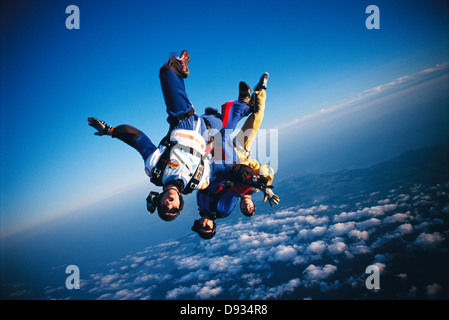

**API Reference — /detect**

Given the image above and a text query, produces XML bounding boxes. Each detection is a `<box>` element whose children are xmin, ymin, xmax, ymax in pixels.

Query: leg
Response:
<box><xmin>159</xmin><ymin>54</ymin><xmax>193</xmax><ymax>127</ymax></box>
<box><xmin>234</xmin><ymin>89</ymin><xmax>266</xmax><ymax>163</ymax></box>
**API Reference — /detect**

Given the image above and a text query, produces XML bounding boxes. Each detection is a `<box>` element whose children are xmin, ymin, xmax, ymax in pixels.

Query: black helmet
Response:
<box><xmin>191</xmin><ymin>218</ymin><xmax>216</xmax><ymax>240</ymax></box>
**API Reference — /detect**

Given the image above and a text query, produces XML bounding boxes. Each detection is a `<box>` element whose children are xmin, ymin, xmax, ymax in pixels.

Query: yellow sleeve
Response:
<box><xmin>246</xmin><ymin>159</ymin><xmax>260</xmax><ymax>172</ymax></box>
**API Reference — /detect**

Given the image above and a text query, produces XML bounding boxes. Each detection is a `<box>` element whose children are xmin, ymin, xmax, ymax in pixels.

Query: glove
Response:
<box><xmin>88</xmin><ymin>117</ymin><xmax>114</xmax><ymax>136</ymax></box>
<box><xmin>249</xmin><ymin>175</ymin><xmax>269</xmax><ymax>189</ymax></box>
<box><xmin>229</xmin><ymin>164</ymin><xmax>254</xmax><ymax>185</ymax></box>
<box><xmin>263</xmin><ymin>188</ymin><xmax>280</xmax><ymax>207</ymax></box>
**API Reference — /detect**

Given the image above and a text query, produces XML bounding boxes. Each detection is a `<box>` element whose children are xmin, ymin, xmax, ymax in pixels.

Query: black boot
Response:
<box><xmin>254</xmin><ymin>72</ymin><xmax>269</xmax><ymax>91</ymax></box>
<box><xmin>249</xmin><ymin>72</ymin><xmax>269</xmax><ymax>112</ymax></box>
<box><xmin>238</xmin><ymin>81</ymin><xmax>251</xmax><ymax>103</ymax></box>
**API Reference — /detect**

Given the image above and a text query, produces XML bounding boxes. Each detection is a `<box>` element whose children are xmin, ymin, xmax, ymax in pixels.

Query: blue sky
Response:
<box><xmin>1</xmin><ymin>0</ymin><xmax>448</xmax><ymax>238</ymax></box>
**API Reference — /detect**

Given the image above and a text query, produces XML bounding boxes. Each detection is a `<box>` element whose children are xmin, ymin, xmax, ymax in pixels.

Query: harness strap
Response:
<box><xmin>170</xmin><ymin>107</ymin><xmax>196</xmax><ymax>128</ymax></box>
<box><xmin>150</xmin><ymin>141</ymin><xmax>176</xmax><ymax>186</ymax></box>
<box><xmin>151</xmin><ymin>143</ymin><xmax>204</xmax><ymax>192</ymax></box>
<box><xmin>160</xmin><ymin>107</ymin><xmax>196</xmax><ymax>146</ymax></box>
<box><xmin>152</xmin><ymin>107</ymin><xmax>203</xmax><ymax>190</ymax></box>
<box><xmin>184</xmin><ymin>158</ymin><xmax>205</xmax><ymax>194</ymax></box>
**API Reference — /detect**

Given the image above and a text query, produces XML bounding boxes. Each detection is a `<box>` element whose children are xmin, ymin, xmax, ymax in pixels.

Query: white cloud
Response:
<box><xmin>297</xmin><ymin>226</ymin><xmax>327</xmax><ymax>240</ymax></box>
<box><xmin>166</xmin><ymin>285</ymin><xmax>197</xmax><ymax>299</ymax></box>
<box><xmin>357</xmin><ymin>218</ymin><xmax>381</xmax><ymax>230</ymax></box>
<box><xmin>328</xmin><ymin>240</ymin><xmax>347</xmax><ymax>255</ymax></box>
<box><xmin>100</xmin><ymin>273</ymin><xmax>120</xmax><ymax>285</ymax></box>
<box><xmin>303</xmin><ymin>264</ymin><xmax>337</xmax><ymax>281</ymax></box>
<box><xmin>334</xmin><ymin>208</ymin><xmax>369</xmax><ymax>222</ymax></box>
<box><xmin>384</xmin><ymin>212</ymin><xmax>410</xmax><ymax>224</ymax></box>
<box><xmin>264</xmin><ymin>278</ymin><xmax>300</xmax><ymax>299</ymax></box>
<box><xmin>177</xmin><ymin>254</ymin><xmax>207</xmax><ymax>270</ymax></box>
<box><xmin>166</xmin><ymin>280</ymin><xmax>223</xmax><ymax>299</ymax></box>
<box><xmin>113</xmin><ymin>288</ymin><xmax>138</xmax><ymax>300</ymax></box>
<box><xmin>397</xmin><ymin>194</ymin><xmax>411</xmax><ymax>202</ymax></box>
<box><xmin>274</xmin><ymin>245</ymin><xmax>297</xmax><ymax>261</ymax></box>
<box><xmin>394</xmin><ymin>223</ymin><xmax>413</xmax><ymax>236</ymax></box>
<box><xmin>410</xmin><ymin>232</ymin><xmax>445</xmax><ymax>249</ymax></box>
<box><xmin>367</xmin><ymin>204</ymin><xmax>398</xmax><ymax>217</ymax></box>
<box><xmin>209</xmin><ymin>255</ymin><xmax>242</xmax><ymax>274</ymax></box>
<box><xmin>349</xmin><ymin>230</ymin><xmax>369</xmax><ymax>240</ymax></box>
<box><xmin>328</xmin><ymin>221</ymin><xmax>356</xmax><ymax>235</ymax></box>
<box><xmin>175</xmin><ymin>269</ymin><xmax>206</xmax><ymax>284</ymax></box>
<box><xmin>350</xmin><ymin>244</ymin><xmax>371</xmax><ymax>255</ymax></box>
<box><xmin>242</xmin><ymin>273</ymin><xmax>262</xmax><ymax>287</ymax></box>
<box><xmin>197</xmin><ymin>280</ymin><xmax>223</xmax><ymax>299</ymax></box>
<box><xmin>373</xmin><ymin>262</ymin><xmax>387</xmax><ymax>272</ymax></box>
<box><xmin>307</xmin><ymin>241</ymin><xmax>327</xmax><ymax>255</ymax></box>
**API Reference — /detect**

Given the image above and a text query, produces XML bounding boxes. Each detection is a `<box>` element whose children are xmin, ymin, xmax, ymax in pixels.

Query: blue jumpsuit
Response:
<box><xmin>197</xmin><ymin>99</ymin><xmax>253</xmax><ymax>219</ymax></box>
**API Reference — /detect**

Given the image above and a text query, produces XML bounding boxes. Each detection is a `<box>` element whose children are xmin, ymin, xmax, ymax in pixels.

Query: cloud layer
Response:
<box><xmin>41</xmin><ymin>179</ymin><xmax>449</xmax><ymax>300</ymax></box>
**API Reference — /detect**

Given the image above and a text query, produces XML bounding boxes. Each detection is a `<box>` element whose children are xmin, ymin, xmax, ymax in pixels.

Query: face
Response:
<box><xmin>199</xmin><ymin>217</ymin><xmax>215</xmax><ymax>233</ymax></box>
<box><xmin>160</xmin><ymin>188</ymin><xmax>180</xmax><ymax>212</ymax></box>
<box><xmin>240</xmin><ymin>196</ymin><xmax>255</xmax><ymax>215</ymax></box>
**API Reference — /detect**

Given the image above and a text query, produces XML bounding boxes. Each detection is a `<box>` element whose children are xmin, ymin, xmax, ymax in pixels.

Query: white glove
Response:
<box><xmin>263</xmin><ymin>188</ymin><xmax>280</xmax><ymax>207</ymax></box>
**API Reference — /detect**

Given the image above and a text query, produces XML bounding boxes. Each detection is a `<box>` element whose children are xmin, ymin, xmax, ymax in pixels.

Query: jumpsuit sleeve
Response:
<box><xmin>112</xmin><ymin>125</ymin><xmax>157</xmax><ymax>161</ymax></box>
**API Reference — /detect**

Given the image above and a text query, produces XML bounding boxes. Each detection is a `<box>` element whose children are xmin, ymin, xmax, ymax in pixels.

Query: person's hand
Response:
<box><xmin>263</xmin><ymin>188</ymin><xmax>280</xmax><ymax>207</ymax></box>
<box><xmin>88</xmin><ymin>117</ymin><xmax>113</xmax><ymax>136</ymax></box>
<box><xmin>249</xmin><ymin>175</ymin><xmax>269</xmax><ymax>189</ymax></box>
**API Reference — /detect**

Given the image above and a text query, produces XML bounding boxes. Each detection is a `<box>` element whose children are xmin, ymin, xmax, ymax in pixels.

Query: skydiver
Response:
<box><xmin>192</xmin><ymin>73</ymin><xmax>280</xmax><ymax>240</ymax></box>
<box><xmin>88</xmin><ymin>50</ymin><xmax>231</xmax><ymax>221</ymax></box>
<box><xmin>88</xmin><ymin>51</ymin><xmax>253</xmax><ymax>222</ymax></box>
